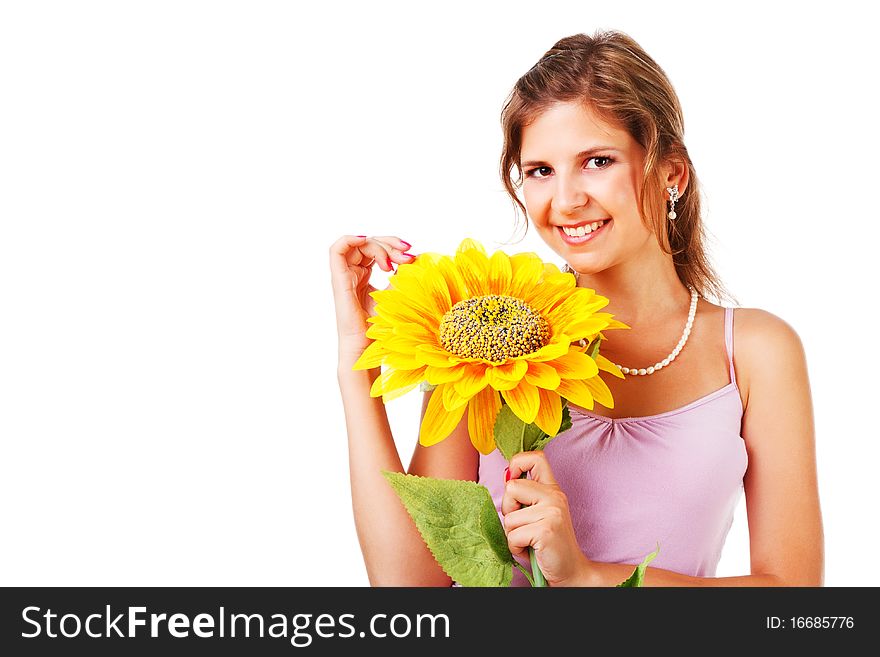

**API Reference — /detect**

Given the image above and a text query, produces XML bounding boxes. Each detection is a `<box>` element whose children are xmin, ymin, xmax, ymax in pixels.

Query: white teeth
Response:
<box><xmin>562</xmin><ymin>220</ymin><xmax>605</xmax><ymax>237</ymax></box>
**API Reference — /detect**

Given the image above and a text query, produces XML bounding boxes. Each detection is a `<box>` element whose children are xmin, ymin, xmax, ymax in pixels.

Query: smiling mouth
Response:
<box><xmin>560</xmin><ymin>219</ymin><xmax>607</xmax><ymax>237</ymax></box>
<box><xmin>557</xmin><ymin>219</ymin><xmax>611</xmax><ymax>243</ymax></box>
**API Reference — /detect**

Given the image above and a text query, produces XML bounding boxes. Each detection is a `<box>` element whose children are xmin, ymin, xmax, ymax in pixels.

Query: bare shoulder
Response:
<box><xmin>731</xmin><ymin>307</ymin><xmax>809</xmax><ymax>411</ymax></box>
<box><xmin>733</xmin><ymin>307</ymin><xmax>805</xmax><ymax>356</ymax></box>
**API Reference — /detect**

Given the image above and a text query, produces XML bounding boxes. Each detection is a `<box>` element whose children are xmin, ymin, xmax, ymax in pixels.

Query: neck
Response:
<box><xmin>574</xmin><ymin>245</ymin><xmax>691</xmax><ymax>330</ymax></box>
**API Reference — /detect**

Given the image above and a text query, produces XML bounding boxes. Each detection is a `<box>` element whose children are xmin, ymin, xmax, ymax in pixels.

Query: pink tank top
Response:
<box><xmin>478</xmin><ymin>306</ymin><xmax>748</xmax><ymax>586</ymax></box>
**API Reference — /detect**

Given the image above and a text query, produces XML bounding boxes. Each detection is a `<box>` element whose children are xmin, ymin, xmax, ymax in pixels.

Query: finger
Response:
<box><xmin>370</xmin><ymin>236</ymin><xmax>417</xmax><ymax>268</ymax></box>
<box><xmin>508</xmin><ymin>451</ymin><xmax>558</xmax><ymax>485</ymax></box>
<box><xmin>371</xmin><ymin>235</ymin><xmax>414</xmax><ymax>254</ymax></box>
<box><xmin>506</xmin><ymin>523</ymin><xmax>547</xmax><ymax>556</ymax></box>
<box><xmin>502</xmin><ymin>504</ymin><xmax>547</xmax><ymax>533</ymax></box>
<box><xmin>329</xmin><ymin>235</ymin><xmax>370</xmax><ymax>276</ymax></box>
<box><xmin>500</xmin><ymin>478</ymin><xmax>553</xmax><ymax>515</ymax></box>
<box><xmin>329</xmin><ymin>235</ymin><xmax>397</xmax><ymax>277</ymax></box>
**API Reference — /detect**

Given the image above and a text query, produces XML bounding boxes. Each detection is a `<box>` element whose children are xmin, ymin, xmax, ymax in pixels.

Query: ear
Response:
<box><xmin>662</xmin><ymin>156</ymin><xmax>689</xmax><ymax>197</ymax></box>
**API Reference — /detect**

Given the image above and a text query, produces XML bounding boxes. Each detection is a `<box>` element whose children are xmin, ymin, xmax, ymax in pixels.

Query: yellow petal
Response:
<box><xmin>549</xmin><ymin>348</ymin><xmax>600</xmax><ymax>379</ymax></box>
<box><xmin>382</xmin><ymin>382</ymin><xmax>420</xmax><ymax>403</ymax></box>
<box><xmin>485</xmin><ymin>360</ymin><xmax>528</xmax><ymax>390</ymax></box>
<box><xmin>556</xmin><ymin>378</ymin><xmax>595</xmax><ymax>410</ymax></box>
<box><xmin>454</xmin><ymin>247</ymin><xmax>490</xmax><ymax>297</ymax></box>
<box><xmin>601</xmin><ymin>316</ymin><xmax>631</xmax><ymax>331</ymax></box>
<box><xmin>490</xmin><ymin>359</ymin><xmax>528</xmax><ymax>381</ymax></box>
<box><xmin>383</xmin><ymin>351</ymin><xmax>424</xmax><ymax>370</ymax></box>
<box><xmin>436</xmin><ymin>255</ymin><xmax>470</xmax><ymax>306</ymax></box>
<box><xmin>425</xmin><ymin>364</ymin><xmax>465</xmax><ymax>385</ymax></box>
<box><xmin>456</xmin><ymin>238</ymin><xmax>488</xmax><ymax>256</ymax></box>
<box><xmin>486</xmin><ymin>371</ymin><xmax>521</xmax><ymax>391</ymax></box>
<box><xmin>501</xmin><ymin>381</ymin><xmax>540</xmax><ymax>424</ymax></box>
<box><xmin>419</xmin><ymin>386</ymin><xmax>468</xmax><ymax>447</ymax></box>
<box><xmin>487</xmin><ymin>249</ymin><xmax>512</xmax><ymax>296</ymax></box>
<box><xmin>595</xmin><ymin>353</ymin><xmax>625</xmax><ymax>379</ymax></box>
<box><xmin>534</xmin><ymin>388</ymin><xmax>563</xmax><ymax>436</ymax></box>
<box><xmin>352</xmin><ymin>340</ymin><xmax>389</xmax><ymax>370</ymax></box>
<box><xmin>545</xmin><ymin>289</ymin><xmax>607</xmax><ymax>332</ymax></box>
<box><xmin>524</xmin><ymin>360</ymin><xmax>562</xmax><ymax>390</ymax></box>
<box><xmin>417</xmin><ymin>263</ymin><xmax>454</xmax><ymax>316</ymax></box>
<box><xmin>393</xmin><ymin>321</ymin><xmax>439</xmax><ymax>344</ymax></box>
<box><xmin>369</xmin><ymin>366</ymin><xmax>426</xmax><ymax>398</ymax></box>
<box><xmin>414</xmin><ymin>344</ymin><xmax>459</xmax><ymax>368</ymax></box>
<box><xmin>454</xmin><ymin>363</ymin><xmax>489</xmax><ymax>397</ymax></box>
<box><xmin>468</xmin><ymin>387</ymin><xmax>501</xmax><ymax>455</ymax></box>
<box><xmin>387</xmin><ymin>268</ymin><xmax>449</xmax><ymax>321</ymax></box>
<box><xmin>585</xmin><ymin>374</ymin><xmax>614</xmax><ymax>409</ymax></box>
<box><xmin>508</xmin><ymin>253</ymin><xmax>545</xmax><ymax>300</ymax></box>
<box><xmin>365</xmin><ymin>323</ymin><xmax>393</xmax><ymax>340</ymax></box>
<box><xmin>528</xmin><ymin>339</ymin><xmax>571</xmax><ymax>362</ymax></box>
<box><xmin>375</xmin><ymin>295</ymin><xmax>438</xmax><ymax>334</ymax></box>
<box><xmin>442</xmin><ymin>379</ymin><xmax>471</xmax><ymax>410</ymax></box>
<box><xmin>562</xmin><ymin>316</ymin><xmax>616</xmax><ymax>342</ymax></box>
<box><xmin>528</xmin><ymin>275</ymin><xmax>575</xmax><ymax>313</ymax></box>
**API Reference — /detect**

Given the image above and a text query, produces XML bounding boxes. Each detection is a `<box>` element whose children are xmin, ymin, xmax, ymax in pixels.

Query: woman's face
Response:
<box><xmin>520</xmin><ymin>101</ymin><xmax>655</xmax><ymax>275</ymax></box>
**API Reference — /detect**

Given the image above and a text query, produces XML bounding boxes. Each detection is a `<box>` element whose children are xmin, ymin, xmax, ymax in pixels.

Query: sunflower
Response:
<box><xmin>353</xmin><ymin>238</ymin><xmax>628</xmax><ymax>455</ymax></box>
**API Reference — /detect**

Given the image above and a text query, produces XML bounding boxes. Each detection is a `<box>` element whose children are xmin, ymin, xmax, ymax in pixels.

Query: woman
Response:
<box><xmin>330</xmin><ymin>30</ymin><xmax>823</xmax><ymax>586</ymax></box>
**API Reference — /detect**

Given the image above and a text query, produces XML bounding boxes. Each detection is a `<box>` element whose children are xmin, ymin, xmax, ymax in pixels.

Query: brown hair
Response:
<box><xmin>499</xmin><ymin>30</ymin><xmax>737</xmax><ymax>304</ymax></box>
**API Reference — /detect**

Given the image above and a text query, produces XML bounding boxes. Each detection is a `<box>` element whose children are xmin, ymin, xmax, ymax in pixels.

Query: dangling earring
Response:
<box><xmin>666</xmin><ymin>185</ymin><xmax>680</xmax><ymax>220</ymax></box>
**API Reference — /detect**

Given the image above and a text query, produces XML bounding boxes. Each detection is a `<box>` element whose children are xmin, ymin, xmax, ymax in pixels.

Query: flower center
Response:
<box><xmin>438</xmin><ymin>294</ymin><xmax>551</xmax><ymax>363</ymax></box>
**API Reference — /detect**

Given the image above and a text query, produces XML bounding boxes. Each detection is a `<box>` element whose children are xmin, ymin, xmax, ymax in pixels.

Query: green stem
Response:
<box><xmin>514</xmin><ymin>561</ymin><xmax>535</xmax><ymax>587</ymax></box>
<box><xmin>518</xmin><ymin>471</ymin><xmax>548</xmax><ymax>587</ymax></box>
<box><xmin>530</xmin><ymin>548</ymin><xmax>547</xmax><ymax>587</ymax></box>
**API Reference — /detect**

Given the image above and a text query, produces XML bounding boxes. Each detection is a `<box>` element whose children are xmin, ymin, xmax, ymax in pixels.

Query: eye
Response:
<box><xmin>524</xmin><ymin>166</ymin><xmax>552</xmax><ymax>179</ymax></box>
<box><xmin>585</xmin><ymin>156</ymin><xmax>614</xmax><ymax>169</ymax></box>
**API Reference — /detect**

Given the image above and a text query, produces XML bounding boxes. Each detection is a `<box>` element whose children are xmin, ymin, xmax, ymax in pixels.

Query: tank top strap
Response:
<box><xmin>723</xmin><ymin>306</ymin><xmax>737</xmax><ymax>387</ymax></box>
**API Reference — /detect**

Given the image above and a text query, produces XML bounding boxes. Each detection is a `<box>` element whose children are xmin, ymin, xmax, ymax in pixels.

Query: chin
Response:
<box><xmin>564</xmin><ymin>255</ymin><xmax>613</xmax><ymax>277</ymax></box>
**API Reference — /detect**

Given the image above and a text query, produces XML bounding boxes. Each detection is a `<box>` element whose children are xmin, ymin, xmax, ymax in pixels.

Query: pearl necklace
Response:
<box><xmin>611</xmin><ymin>286</ymin><xmax>698</xmax><ymax>375</ymax></box>
<box><xmin>574</xmin><ymin>279</ymin><xmax>699</xmax><ymax>376</ymax></box>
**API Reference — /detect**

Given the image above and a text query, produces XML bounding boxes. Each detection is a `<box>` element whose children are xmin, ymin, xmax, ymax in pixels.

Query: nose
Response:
<box><xmin>551</xmin><ymin>171</ymin><xmax>589</xmax><ymax>216</ymax></box>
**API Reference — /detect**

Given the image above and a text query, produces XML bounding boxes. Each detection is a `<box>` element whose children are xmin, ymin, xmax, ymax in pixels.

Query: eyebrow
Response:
<box><xmin>521</xmin><ymin>146</ymin><xmax>620</xmax><ymax>169</ymax></box>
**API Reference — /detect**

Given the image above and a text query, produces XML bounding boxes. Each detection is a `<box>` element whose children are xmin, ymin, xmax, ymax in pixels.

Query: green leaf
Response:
<box><xmin>419</xmin><ymin>381</ymin><xmax>437</xmax><ymax>393</ymax></box>
<box><xmin>587</xmin><ymin>336</ymin><xmax>602</xmax><ymax>360</ymax></box>
<box><xmin>493</xmin><ymin>400</ymin><xmax>572</xmax><ymax>460</ymax></box>
<box><xmin>382</xmin><ymin>472</ymin><xmax>513</xmax><ymax>587</ymax></box>
<box><xmin>616</xmin><ymin>543</ymin><xmax>660</xmax><ymax>587</ymax></box>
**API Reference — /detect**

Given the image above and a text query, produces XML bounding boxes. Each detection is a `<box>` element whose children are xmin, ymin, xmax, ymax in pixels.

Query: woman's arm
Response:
<box><xmin>332</xmin><ymin>235</ymin><xmax>479</xmax><ymax>586</ymax></box>
<box><xmin>504</xmin><ymin>308</ymin><xmax>824</xmax><ymax>587</ymax></box>
<box><xmin>339</xmin><ymin>366</ymin><xmax>479</xmax><ymax>586</ymax></box>
<box><xmin>733</xmin><ymin>308</ymin><xmax>824</xmax><ymax>585</ymax></box>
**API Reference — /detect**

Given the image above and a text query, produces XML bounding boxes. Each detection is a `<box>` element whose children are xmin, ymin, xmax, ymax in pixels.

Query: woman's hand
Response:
<box><xmin>502</xmin><ymin>450</ymin><xmax>596</xmax><ymax>587</ymax></box>
<box><xmin>329</xmin><ymin>235</ymin><xmax>414</xmax><ymax>359</ymax></box>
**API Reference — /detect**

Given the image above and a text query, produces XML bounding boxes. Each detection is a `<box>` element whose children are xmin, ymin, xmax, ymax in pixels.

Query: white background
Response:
<box><xmin>1</xmin><ymin>1</ymin><xmax>877</xmax><ymax>586</ymax></box>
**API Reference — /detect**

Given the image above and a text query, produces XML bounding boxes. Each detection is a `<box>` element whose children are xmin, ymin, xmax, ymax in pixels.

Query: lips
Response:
<box><xmin>557</xmin><ymin>219</ymin><xmax>611</xmax><ymax>245</ymax></box>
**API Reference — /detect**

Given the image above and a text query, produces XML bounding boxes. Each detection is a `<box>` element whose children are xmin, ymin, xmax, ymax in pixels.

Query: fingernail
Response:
<box><xmin>386</xmin><ymin>256</ymin><xmax>393</xmax><ymax>269</ymax></box>
<box><xmin>401</xmin><ymin>240</ymin><xmax>412</xmax><ymax>249</ymax></box>
<box><xmin>402</xmin><ymin>252</ymin><xmax>416</xmax><ymax>260</ymax></box>
<box><xmin>357</xmin><ymin>235</ymin><xmax>366</xmax><ymax>238</ymax></box>
<box><xmin>504</xmin><ymin>467</ymin><xmax>511</xmax><ymax>482</ymax></box>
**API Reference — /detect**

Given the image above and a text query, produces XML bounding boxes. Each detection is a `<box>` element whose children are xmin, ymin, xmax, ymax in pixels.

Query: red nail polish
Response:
<box><xmin>357</xmin><ymin>235</ymin><xmax>366</xmax><ymax>238</ymax></box>
<box><xmin>401</xmin><ymin>240</ymin><xmax>412</xmax><ymax>249</ymax></box>
<box><xmin>504</xmin><ymin>467</ymin><xmax>511</xmax><ymax>482</ymax></box>
<box><xmin>402</xmin><ymin>252</ymin><xmax>416</xmax><ymax>259</ymax></box>
<box><xmin>386</xmin><ymin>256</ymin><xmax>393</xmax><ymax>270</ymax></box>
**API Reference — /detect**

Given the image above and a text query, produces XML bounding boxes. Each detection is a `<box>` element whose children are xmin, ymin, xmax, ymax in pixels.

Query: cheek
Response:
<box><xmin>523</xmin><ymin>185</ymin><xmax>551</xmax><ymax>221</ymax></box>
